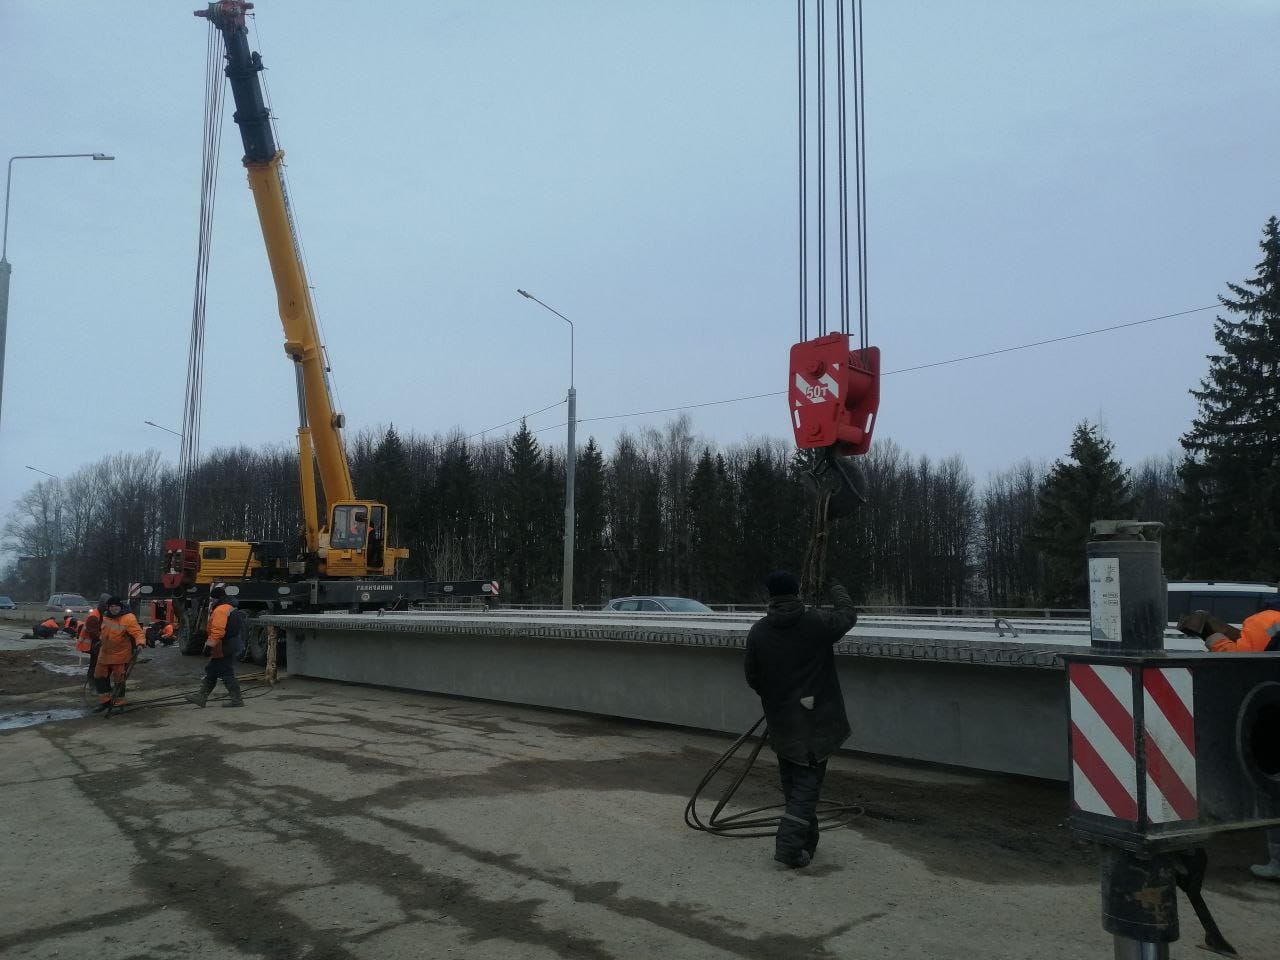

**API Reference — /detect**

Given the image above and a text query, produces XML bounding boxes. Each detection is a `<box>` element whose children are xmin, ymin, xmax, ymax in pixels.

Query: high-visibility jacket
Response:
<box><xmin>39</xmin><ymin>618</ymin><xmax>58</xmax><ymax>630</ymax></box>
<box><xmin>206</xmin><ymin>602</ymin><xmax>242</xmax><ymax>659</ymax></box>
<box><xmin>162</xmin><ymin>623</ymin><xmax>175</xmax><ymax>641</ymax></box>
<box><xmin>98</xmin><ymin>612</ymin><xmax>147</xmax><ymax>666</ymax></box>
<box><xmin>75</xmin><ymin>609</ymin><xmax>102</xmax><ymax>653</ymax></box>
<box><xmin>1209</xmin><ymin>609</ymin><xmax>1280</xmax><ymax>653</ymax></box>
<box><xmin>78</xmin><ymin>609</ymin><xmax>102</xmax><ymax>642</ymax></box>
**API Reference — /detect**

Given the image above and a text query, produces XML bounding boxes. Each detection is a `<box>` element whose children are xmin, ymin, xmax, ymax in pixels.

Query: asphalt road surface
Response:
<box><xmin>1</xmin><ymin>643</ymin><xmax>1277</xmax><ymax>958</ymax></box>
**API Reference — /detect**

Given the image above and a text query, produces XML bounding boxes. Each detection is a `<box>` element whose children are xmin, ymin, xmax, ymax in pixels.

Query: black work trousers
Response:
<box><xmin>776</xmin><ymin>756</ymin><xmax>829</xmax><ymax>858</ymax></box>
<box><xmin>85</xmin><ymin>641</ymin><xmax>100</xmax><ymax>683</ymax></box>
<box><xmin>203</xmin><ymin>655</ymin><xmax>237</xmax><ymax>689</ymax></box>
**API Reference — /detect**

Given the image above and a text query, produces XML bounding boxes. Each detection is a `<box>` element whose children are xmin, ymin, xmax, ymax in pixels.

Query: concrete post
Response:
<box><xmin>50</xmin><ymin>486</ymin><xmax>61</xmax><ymax>595</ymax></box>
<box><xmin>563</xmin><ymin>386</ymin><xmax>576</xmax><ymax>610</ymax></box>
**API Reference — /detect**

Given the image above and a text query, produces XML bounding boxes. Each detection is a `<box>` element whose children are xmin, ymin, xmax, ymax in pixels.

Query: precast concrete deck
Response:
<box><xmin>263</xmin><ymin>610</ymin><xmax>1203</xmax><ymax>781</ymax></box>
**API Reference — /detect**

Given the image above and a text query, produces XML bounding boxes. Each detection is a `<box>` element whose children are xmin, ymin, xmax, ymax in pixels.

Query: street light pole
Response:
<box><xmin>517</xmin><ymin>289</ymin><xmax>576</xmax><ymax>610</ymax></box>
<box><xmin>1</xmin><ymin>152</ymin><xmax>114</xmax><ymax>429</ymax></box>
<box><xmin>25</xmin><ymin>465</ymin><xmax>61</xmax><ymax>596</ymax></box>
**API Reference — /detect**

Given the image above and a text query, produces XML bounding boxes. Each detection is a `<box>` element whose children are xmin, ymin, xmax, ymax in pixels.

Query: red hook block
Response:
<box><xmin>788</xmin><ymin>334</ymin><xmax>880</xmax><ymax>455</ymax></box>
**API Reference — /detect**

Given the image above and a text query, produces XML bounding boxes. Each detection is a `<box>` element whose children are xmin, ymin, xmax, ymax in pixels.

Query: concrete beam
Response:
<box><xmin>261</xmin><ymin>612</ymin><xmax>1116</xmax><ymax>780</ymax></box>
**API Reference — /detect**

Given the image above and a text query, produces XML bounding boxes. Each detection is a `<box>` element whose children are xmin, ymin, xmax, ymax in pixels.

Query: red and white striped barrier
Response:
<box><xmin>1069</xmin><ymin>663</ymin><xmax>1138</xmax><ymax>821</ymax></box>
<box><xmin>1142</xmin><ymin>667</ymin><xmax>1197</xmax><ymax>823</ymax></box>
<box><xmin>1068</xmin><ymin>663</ymin><xmax>1198</xmax><ymax>826</ymax></box>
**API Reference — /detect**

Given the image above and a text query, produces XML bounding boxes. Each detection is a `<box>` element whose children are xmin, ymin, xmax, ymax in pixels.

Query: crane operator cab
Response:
<box><xmin>324</xmin><ymin>502</ymin><xmax>402</xmax><ymax>577</ymax></box>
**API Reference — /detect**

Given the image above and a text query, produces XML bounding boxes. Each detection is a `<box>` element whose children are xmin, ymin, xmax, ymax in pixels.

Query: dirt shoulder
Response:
<box><xmin>0</xmin><ymin>621</ymin><xmax>208</xmax><ymax>703</ymax></box>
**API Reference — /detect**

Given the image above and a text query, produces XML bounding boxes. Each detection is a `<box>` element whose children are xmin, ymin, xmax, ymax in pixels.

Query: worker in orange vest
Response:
<box><xmin>30</xmin><ymin>617</ymin><xmax>61</xmax><ymax>639</ymax></box>
<box><xmin>61</xmin><ymin>615</ymin><xmax>79</xmax><ymax>636</ymax></box>
<box><xmin>185</xmin><ymin>586</ymin><xmax>244</xmax><ymax>708</ymax></box>
<box><xmin>78</xmin><ymin>601</ymin><xmax>105</xmax><ymax>679</ymax></box>
<box><xmin>92</xmin><ymin>596</ymin><xmax>147</xmax><ymax>713</ymax></box>
<box><xmin>1179</xmin><ymin>603</ymin><xmax>1280</xmax><ymax>880</ymax></box>
<box><xmin>144</xmin><ymin>619</ymin><xmax>176</xmax><ymax>647</ymax></box>
<box><xmin>1198</xmin><ymin>607</ymin><xmax>1280</xmax><ymax>654</ymax></box>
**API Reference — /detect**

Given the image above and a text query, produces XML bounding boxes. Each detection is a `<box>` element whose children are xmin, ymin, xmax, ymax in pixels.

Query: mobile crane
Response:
<box><xmin>143</xmin><ymin>1</ymin><xmax>498</xmax><ymax>661</ymax></box>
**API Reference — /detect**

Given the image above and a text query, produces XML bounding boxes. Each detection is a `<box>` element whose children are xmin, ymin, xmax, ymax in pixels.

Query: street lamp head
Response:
<box><xmin>144</xmin><ymin>419</ymin><xmax>183</xmax><ymax>439</ymax></box>
<box><xmin>517</xmin><ymin>289</ymin><xmax>532</xmax><ymax>299</ymax></box>
<box><xmin>92</xmin><ymin>154</ymin><xmax>114</xmax><ymax>161</ymax></box>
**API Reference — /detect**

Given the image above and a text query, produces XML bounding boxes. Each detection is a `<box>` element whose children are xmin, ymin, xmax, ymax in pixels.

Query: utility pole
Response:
<box><xmin>517</xmin><ymin>289</ymin><xmax>576</xmax><ymax>609</ymax></box>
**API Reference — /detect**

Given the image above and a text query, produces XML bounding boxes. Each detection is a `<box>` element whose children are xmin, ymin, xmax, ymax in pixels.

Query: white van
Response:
<box><xmin>1166</xmin><ymin>581</ymin><xmax>1278</xmax><ymax>625</ymax></box>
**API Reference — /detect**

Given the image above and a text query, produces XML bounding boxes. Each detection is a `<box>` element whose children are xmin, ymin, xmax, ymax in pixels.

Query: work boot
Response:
<box><xmin>773</xmin><ymin>849</ymin><xmax>812</xmax><ymax>869</ymax></box>
<box><xmin>92</xmin><ymin>699</ymin><xmax>112</xmax><ymax>714</ymax></box>
<box><xmin>1250</xmin><ymin>832</ymin><xmax>1280</xmax><ymax>880</ymax></box>
<box><xmin>222</xmin><ymin>677</ymin><xmax>244</xmax><ymax>708</ymax></box>
<box><xmin>1250</xmin><ymin>860</ymin><xmax>1280</xmax><ymax>881</ymax></box>
<box><xmin>185</xmin><ymin>679</ymin><xmax>215</xmax><ymax>708</ymax></box>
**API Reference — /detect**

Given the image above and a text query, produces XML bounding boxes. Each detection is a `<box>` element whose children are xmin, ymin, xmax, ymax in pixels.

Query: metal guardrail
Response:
<box><xmin>496</xmin><ymin>602</ymin><xmax>1091</xmax><ymax>618</ymax></box>
<box><xmin>707</xmin><ymin>603</ymin><xmax>1089</xmax><ymax>618</ymax></box>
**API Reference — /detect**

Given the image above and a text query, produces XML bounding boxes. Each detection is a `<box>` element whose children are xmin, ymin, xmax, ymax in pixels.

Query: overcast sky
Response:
<box><xmin>2</xmin><ymin>1</ymin><xmax>1278</xmax><ymax>542</ymax></box>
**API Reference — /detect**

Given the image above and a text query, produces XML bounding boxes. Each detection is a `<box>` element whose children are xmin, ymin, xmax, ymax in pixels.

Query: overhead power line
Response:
<box><xmin>465</xmin><ymin>398</ymin><xmax>566</xmax><ymax>441</ymax></box>
<box><xmin>884</xmin><ymin>303</ymin><xmax>1218</xmax><ymax>376</ymax></box>
<box><xmin>470</xmin><ymin>303</ymin><xmax>1219</xmax><ymax>441</ymax></box>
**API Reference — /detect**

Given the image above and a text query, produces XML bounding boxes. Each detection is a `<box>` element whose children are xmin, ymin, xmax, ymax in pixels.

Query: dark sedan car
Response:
<box><xmin>603</xmin><ymin>596</ymin><xmax>714</xmax><ymax>613</ymax></box>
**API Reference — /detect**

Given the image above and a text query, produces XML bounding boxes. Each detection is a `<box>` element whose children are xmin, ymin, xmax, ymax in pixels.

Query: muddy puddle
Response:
<box><xmin>34</xmin><ymin>660</ymin><xmax>84</xmax><ymax>677</ymax></box>
<box><xmin>0</xmin><ymin>707</ymin><xmax>88</xmax><ymax>731</ymax></box>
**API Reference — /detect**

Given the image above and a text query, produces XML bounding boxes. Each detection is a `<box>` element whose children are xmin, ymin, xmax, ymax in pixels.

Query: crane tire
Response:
<box><xmin>180</xmin><ymin>629</ymin><xmax>207</xmax><ymax>657</ymax></box>
<box><xmin>244</xmin><ymin>611</ymin><xmax>268</xmax><ymax>667</ymax></box>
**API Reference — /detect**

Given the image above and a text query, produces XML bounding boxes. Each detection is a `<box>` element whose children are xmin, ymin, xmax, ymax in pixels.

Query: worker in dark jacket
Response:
<box><xmin>744</xmin><ymin>571</ymin><xmax>858</xmax><ymax>868</ymax></box>
<box><xmin>186</xmin><ymin>586</ymin><xmax>244</xmax><ymax>708</ymax></box>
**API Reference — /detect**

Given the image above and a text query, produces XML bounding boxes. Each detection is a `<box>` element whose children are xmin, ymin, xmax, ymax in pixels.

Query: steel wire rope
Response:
<box><xmin>797</xmin><ymin>0</ymin><xmax>808</xmax><ymax>342</ymax></box>
<box><xmin>103</xmin><ymin>676</ymin><xmax>275</xmax><ymax>717</ymax></box>
<box><xmin>854</xmin><ymin>0</ymin><xmax>870</xmax><ymax>355</ymax></box>
<box><xmin>683</xmin><ymin>715</ymin><xmax>864</xmax><ymax>838</ymax></box>
<box><xmin>836</xmin><ymin>0</ymin><xmax>851</xmax><ymax>337</ymax></box>
<box><xmin>816</xmin><ymin>0</ymin><xmax>827</xmax><ymax>337</ymax></box>
<box><xmin>179</xmin><ymin>25</ymin><xmax>228</xmax><ymax>537</ymax></box>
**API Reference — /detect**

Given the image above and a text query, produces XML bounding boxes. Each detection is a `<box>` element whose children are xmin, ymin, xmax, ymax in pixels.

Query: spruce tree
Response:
<box><xmin>574</xmin><ymin>438</ymin><xmax>607</xmax><ymax>605</ymax></box>
<box><xmin>1031</xmin><ymin>422</ymin><xmax>1132</xmax><ymax>605</ymax></box>
<box><xmin>736</xmin><ymin>448</ymin><xmax>798</xmax><ymax>599</ymax></box>
<box><xmin>1176</xmin><ymin>216</ymin><xmax>1280</xmax><ymax>580</ymax></box>
<box><xmin>502</xmin><ymin>421</ymin><xmax>546</xmax><ymax>602</ymax></box>
<box><xmin>434</xmin><ymin>440</ymin><xmax>477</xmax><ymax>539</ymax></box>
<box><xmin>365</xmin><ymin>426</ymin><xmax>412</xmax><ymax>527</ymax></box>
<box><xmin>687</xmin><ymin>448</ymin><xmax>735</xmax><ymax>602</ymax></box>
